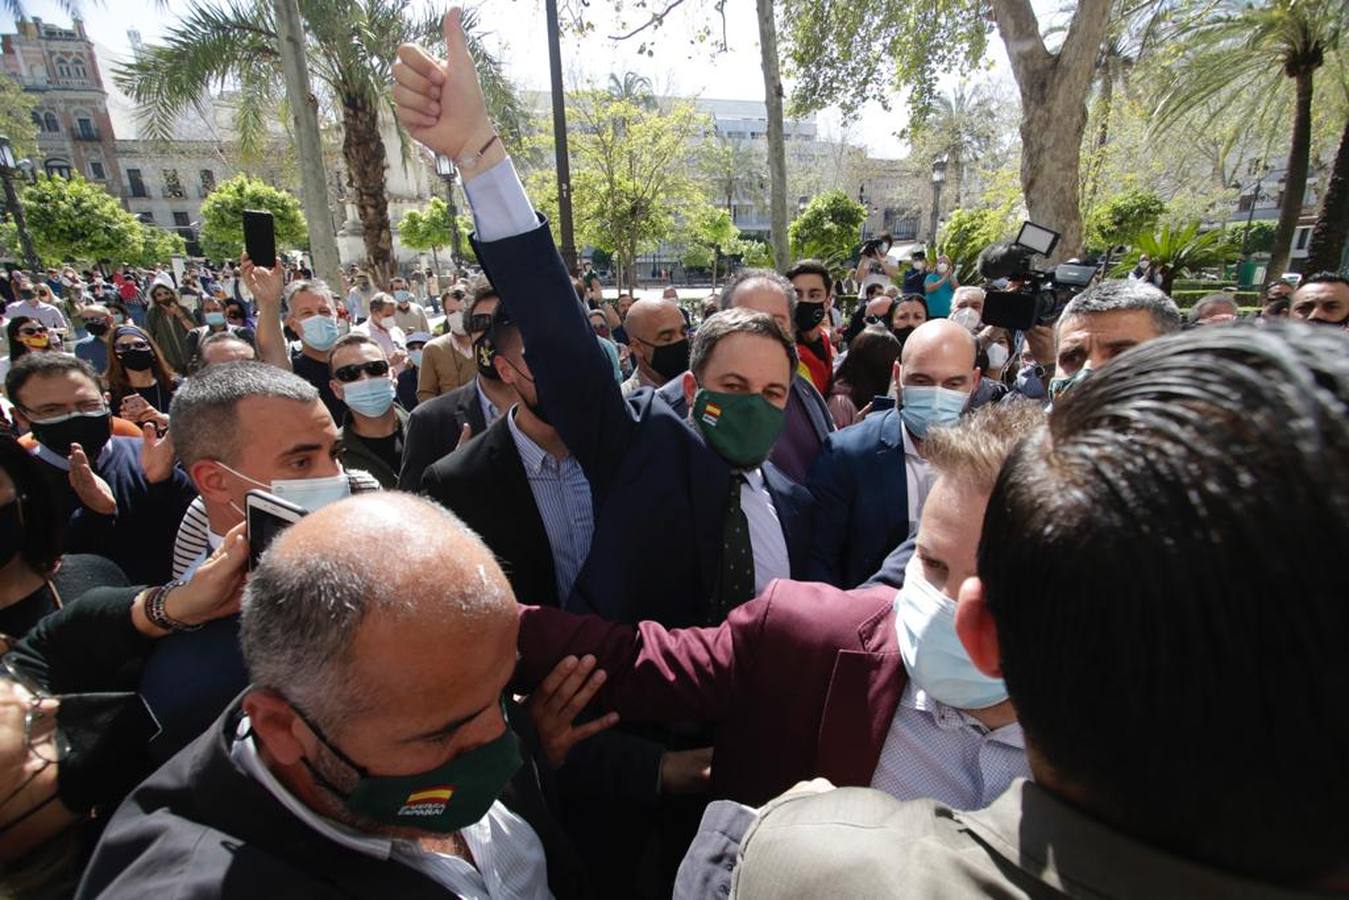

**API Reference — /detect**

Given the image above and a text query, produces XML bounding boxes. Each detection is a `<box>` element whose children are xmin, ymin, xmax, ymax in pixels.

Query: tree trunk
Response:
<box><xmin>340</xmin><ymin>91</ymin><xmax>396</xmax><ymax>286</ymax></box>
<box><xmin>756</xmin><ymin>0</ymin><xmax>790</xmax><ymax>271</ymax></box>
<box><xmin>991</xmin><ymin>0</ymin><xmax>1111</xmax><ymax>264</ymax></box>
<box><xmin>1266</xmin><ymin>69</ymin><xmax>1316</xmax><ymax>284</ymax></box>
<box><xmin>1304</xmin><ymin>112</ymin><xmax>1348</xmax><ymax>273</ymax></box>
<box><xmin>712</xmin><ymin>247</ymin><xmax>719</xmax><ymax>289</ymax></box>
<box><xmin>430</xmin><ymin>245</ymin><xmax>440</xmax><ymax>273</ymax></box>
<box><xmin>1081</xmin><ymin>63</ymin><xmax>1114</xmax><ymax>217</ymax></box>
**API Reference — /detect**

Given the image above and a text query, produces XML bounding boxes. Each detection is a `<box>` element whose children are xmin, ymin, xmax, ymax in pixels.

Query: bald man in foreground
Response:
<box><xmin>619</xmin><ymin>297</ymin><xmax>690</xmax><ymax>397</ymax></box>
<box><xmin>805</xmin><ymin>318</ymin><xmax>980</xmax><ymax>588</ymax></box>
<box><xmin>77</xmin><ymin>493</ymin><xmax>586</xmax><ymax>899</ymax></box>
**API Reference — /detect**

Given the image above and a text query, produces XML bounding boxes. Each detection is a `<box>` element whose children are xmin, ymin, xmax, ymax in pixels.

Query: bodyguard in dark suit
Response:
<box><xmin>397</xmin><ymin>283</ymin><xmax>516</xmax><ymax>491</ymax></box>
<box><xmin>78</xmin><ymin>493</ymin><xmax>586</xmax><ymax>900</ymax></box>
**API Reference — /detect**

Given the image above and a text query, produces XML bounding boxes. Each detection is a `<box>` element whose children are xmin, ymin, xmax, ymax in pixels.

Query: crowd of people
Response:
<box><xmin>0</xmin><ymin>12</ymin><xmax>1346</xmax><ymax>899</ymax></box>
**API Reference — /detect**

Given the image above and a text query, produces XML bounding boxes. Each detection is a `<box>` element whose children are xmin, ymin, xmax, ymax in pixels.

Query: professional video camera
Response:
<box><xmin>859</xmin><ymin>233</ymin><xmax>894</xmax><ymax>261</ymax></box>
<box><xmin>977</xmin><ymin>222</ymin><xmax>1097</xmax><ymax>331</ymax></box>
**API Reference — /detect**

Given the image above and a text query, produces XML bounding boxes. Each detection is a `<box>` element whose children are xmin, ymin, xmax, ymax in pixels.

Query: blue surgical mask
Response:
<box><xmin>300</xmin><ymin>315</ymin><xmax>340</xmax><ymax>352</ymax></box>
<box><xmin>205</xmin><ymin>311</ymin><xmax>226</xmax><ymax>326</ymax></box>
<box><xmin>409</xmin><ymin>349</ymin><xmax>424</xmax><ymax>368</ymax></box>
<box><xmin>214</xmin><ymin>461</ymin><xmax>352</xmax><ymax>514</ymax></box>
<box><xmin>895</xmin><ymin>555</ymin><xmax>1007</xmax><ymax>709</ymax></box>
<box><xmin>900</xmin><ymin>385</ymin><xmax>968</xmax><ymax>437</ymax></box>
<box><xmin>342</xmin><ymin>378</ymin><xmax>396</xmax><ymax>418</ymax></box>
<box><xmin>394</xmin><ymin>290</ymin><xmax>411</xmax><ymax>303</ymax></box>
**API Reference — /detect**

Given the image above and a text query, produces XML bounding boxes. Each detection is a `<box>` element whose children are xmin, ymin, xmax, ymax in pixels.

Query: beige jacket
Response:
<box><xmin>417</xmin><ymin>332</ymin><xmax>477</xmax><ymax>401</ymax></box>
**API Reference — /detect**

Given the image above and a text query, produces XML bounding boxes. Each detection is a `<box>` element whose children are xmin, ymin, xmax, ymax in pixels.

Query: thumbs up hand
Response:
<box><xmin>393</xmin><ymin>8</ymin><xmax>494</xmax><ymax>166</ymax></box>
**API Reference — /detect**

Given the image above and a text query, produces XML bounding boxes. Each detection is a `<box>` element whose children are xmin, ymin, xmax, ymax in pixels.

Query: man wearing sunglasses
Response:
<box><xmin>397</xmin><ymin>278</ymin><xmax>519</xmax><ymax>492</ymax></box>
<box><xmin>329</xmin><ymin>334</ymin><xmax>407</xmax><ymax>489</ymax></box>
<box><xmin>8</xmin><ymin>276</ymin><xmax>70</xmax><ymax>336</ymax></box>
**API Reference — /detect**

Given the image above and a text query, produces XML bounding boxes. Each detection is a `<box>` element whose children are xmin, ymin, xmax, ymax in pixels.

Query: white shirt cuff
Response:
<box><xmin>461</xmin><ymin>158</ymin><xmax>540</xmax><ymax>242</ymax></box>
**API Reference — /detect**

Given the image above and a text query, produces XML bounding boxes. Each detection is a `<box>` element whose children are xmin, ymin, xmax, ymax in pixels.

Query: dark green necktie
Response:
<box><xmin>713</xmin><ymin>473</ymin><xmax>756</xmax><ymax>624</ymax></box>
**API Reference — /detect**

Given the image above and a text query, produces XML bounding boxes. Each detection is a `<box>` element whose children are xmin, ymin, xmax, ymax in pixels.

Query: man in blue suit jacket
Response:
<box><xmin>806</xmin><ymin>319</ymin><xmax>980</xmax><ymax>587</ymax></box>
<box><xmin>460</xmin><ymin>185</ymin><xmax>812</xmax><ymax>631</ymax></box>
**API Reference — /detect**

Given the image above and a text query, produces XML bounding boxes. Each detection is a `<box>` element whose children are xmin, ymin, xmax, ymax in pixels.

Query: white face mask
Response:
<box><xmin>950</xmin><ymin>306</ymin><xmax>981</xmax><ymax>333</ymax></box>
<box><xmin>986</xmin><ymin>343</ymin><xmax>1010</xmax><ymax>370</ymax></box>
<box><xmin>937</xmin><ymin>263</ymin><xmax>950</xmax><ymax>275</ymax></box>
<box><xmin>215</xmin><ymin>461</ymin><xmax>352</xmax><ymax>515</ymax></box>
<box><xmin>446</xmin><ymin>310</ymin><xmax>465</xmax><ymax>335</ymax></box>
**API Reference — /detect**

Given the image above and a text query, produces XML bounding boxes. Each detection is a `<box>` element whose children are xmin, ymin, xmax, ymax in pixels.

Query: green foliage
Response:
<box><xmin>0</xmin><ymin>74</ymin><xmax>39</xmax><ymax>160</ymax></box>
<box><xmin>1171</xmin><ymin>289</ymin><xmax>1260</xmax><ymax>308</ymax></box>
<box><xmin>397</xmin><ymin>197</ymin><xmax>455</xmax><ymax>253</ymax></box>
<box><xmin>21</xmin><ymin>174</ymin><xmax>144</xmax><ymax>265</ymax></box>
<box><xmin>938</xmin><ymin>207</ymin><xmax>1014</xmax><ymax>278</ymax></box>
<box><xmin>781</xmin><ymin>0</ymin><xmax>991</xmax><ymax>122</ymax></box>
<box><xmin>737</xmin><ymin>238</ymin><xmax>776</xmax><ymax>270</ymax></box>
<box><xmin>788</xmin><ymin>190</ymin><xmax>866</xmax><ymax>265</ymax></box>
<box><xmin>1110</xmin><ymin>222</ymin><xmax>1234</xmax><ymax>277</ymax></box>
<box><xmin>1226</xmin><ymin>219</ymin><xmax>1278</xmax><ymax>254</ymax></box>
<box><xmin>130</xmin><ymin>224</ymin><xmax>188</xmax><ymax>268</ymax></box>
<box><xmin>1085</xmin><ymin>189</ymin><xmax>1168</xmax><ymax>251</ymax></box>
<box><xmin>198</xmin><ymin>174</ymin><xmax>307</xmax><ymax>261</ymax></box>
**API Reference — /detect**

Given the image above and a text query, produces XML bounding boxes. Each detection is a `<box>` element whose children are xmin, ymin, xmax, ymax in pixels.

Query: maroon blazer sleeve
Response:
<box><xmin>515</xmin><ymin>591</ymin><xmax>775</xmax><ymax>725</ymax></box>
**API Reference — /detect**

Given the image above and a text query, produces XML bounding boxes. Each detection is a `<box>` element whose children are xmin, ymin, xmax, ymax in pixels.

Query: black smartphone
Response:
<box><xmin>245</xmin><ymin>489</ymin><xmax>306</xmax><ymax>570</ymax></box>
<box><xmin>242</xmin><ymin>209</ymin><xmax>276</xmax><ymax>268</ymax></box>
<box><xmin>869</xmin><ymin>395</ymin><xmax>896</xmax><ymax>411</ymax></box>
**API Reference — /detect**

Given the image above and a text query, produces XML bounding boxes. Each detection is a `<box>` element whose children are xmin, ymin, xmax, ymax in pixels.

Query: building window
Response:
<box><xmin>70</xmin><ymin>56</ymin><xmax>87</xmax><ymax>80</ymax></box>
<box><xmin>1295</xmin><ymin>227</ymin><xmax>1311</xmax><ymax>251</ymax></box>
<box><xmin>54</xmin><ymin>56</ymin><xmax>71</xmax><ymax>79</ymax></box>
<box><xmin>126</xmin><ymin>168</ymin><xmax>147</xmax><ymax>198</ymax></box>
<box><xmin>163</xmin><ymin>169</ymin><xmax>184</xmax><ymax>198</ymax></box>
<box><xmin>31</xmin><ymin>111</ymin><xmax>43</xmax><ymax>131</ymax></box>
<box><xmin>44</xmin><ymin>158</ymin><xmax>71</xmax><ymax>178</ymax></box>
<box><xmin>172</xmin><ymin>211</ymin><xmax>191</xmax><ymax>227</ymax></box>
<box><xmin>76</xmin><ymin>117</ymin><xmax>95</xmax><ymax>140</ymax></box>
<box><xmin>89</xmin><ymin>160</ymin><xmax>106</xmax><ymax>179</ymax></box>
<box><xmin>199</xmin><ymin>169</ymin><xmax>216</xmax><ymax>194</ymax></box>
<box><xmin>43</xmin><ymin>112</ymin><xmax>59</xmax><ymax>133</ymax></box>
<box><xmin>137</xmin><ymin>211</ymin><xmax>155</xmax><ymax>224</ymax></box>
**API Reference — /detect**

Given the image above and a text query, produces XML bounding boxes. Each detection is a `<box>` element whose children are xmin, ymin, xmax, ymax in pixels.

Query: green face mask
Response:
<box><xmin>297</xmin><ymin>701</ymin><xmax>522</xmax><ymax>834</ymax></box>
<box><xmin>693</xmin><ymin>388</ymin><xmax>787</xmax><ymax>469</ymax></box>
<box><xmin>1048</xmin><ymin>365</ymin><xmax>1092</xmax><ymax>402</ymax></box>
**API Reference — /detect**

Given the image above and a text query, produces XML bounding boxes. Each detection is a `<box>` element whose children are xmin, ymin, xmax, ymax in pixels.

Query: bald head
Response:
<box><xmin>897</xmin><ymin>318</ymin><xmax>981</xmax><ymax>393</ymax></box>
<box><xmin>625</xmin><ymin>298</ymin><xmax>685</xmax><ymax>343</ymax></box>
<box><xmin>241</xmin><ymin>493</ymin><xmax>516</xmax><ymax>731</ymax></box>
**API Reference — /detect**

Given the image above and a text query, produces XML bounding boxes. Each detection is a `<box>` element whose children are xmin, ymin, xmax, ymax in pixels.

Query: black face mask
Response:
<box><xmin>647</xmin><ymin>338</ymin><xmax>691</xmax><ymax>382</ymax></box>
<box><xmin>0</xmin><ymin>500</ymin><xmax>20</xmax><ymax>569</ymax></box>
<box><xmin>30</xmin><ymin>410</ymin><xmax>111</xmax><ymax>461</ymax></box>
<box><xmin>116</xmin><ymin>348</ymin><xmax>155</xmax><ymax>371</ymax></box>
<box><xmin>474</xmin><ymin>334</ymin><xmax>501</xmax><ymax>381</ymax></box>
<box><xmin>795</xmin><ymin>302</ymin><xmax>826</xmax><ymax>333</ymax></box>
<box><xmin>893</xmin><ymin>326</ymin><xmax>916</xmax><ymax>348</ymax></box>
<box><xmin>18</xmin><ymin>287</ymin><xmax>34</xmax><ymax>300</ymax></box>
<box><xmin>85</xmin><ymin>321</ymin><xmax>109</xmax><ymax>337</ymax></box>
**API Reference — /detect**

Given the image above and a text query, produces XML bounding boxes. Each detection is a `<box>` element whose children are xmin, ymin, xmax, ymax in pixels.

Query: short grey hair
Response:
<box><xmin>240</xmin><ymin>494</ymin><xmax>510</xmax><ymax>731</ymax></box>
<box><xmin>1190</xmin><ymin>292</ymin><xmax>1239</xmax><ymax>323</ymax></box>
<box><xmin>283</xmin><ymin>279</ymin><xmax>335</xmax><ymax>311</ymax></box>
<box><xmin>367</xmin><ymin>291</ymin><xmax>394</xmax><ymax>315</ymax></box>
<box><xmin>169</xmin><ymin>361</ymin><xmax>318</xmax><ymax>467</ymax></box>
<box><xmin>719</xmin><ymin>268</ymin><xmax>797</xmax><ymax>322</ymax></box>
<box><xmin>691</xmin><ymin>307</ymin><xmax>798</xmax><ymax>380</ymax></box>
<box><xmin>1058</xmin><ymin>279</ymin><xmax>1182</xmax><ymax>337</ymax></box>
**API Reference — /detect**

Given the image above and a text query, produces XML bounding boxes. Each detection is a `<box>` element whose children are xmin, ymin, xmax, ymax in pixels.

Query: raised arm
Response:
<box><xmin>240</xmin><ymin>254</ymin><xmax>291</xmax><ymax>371</ymax></box>
<box><xmin>393</xmin><ymin>10</ymin><xmax>636</xmax><ymax>483</ymax></box>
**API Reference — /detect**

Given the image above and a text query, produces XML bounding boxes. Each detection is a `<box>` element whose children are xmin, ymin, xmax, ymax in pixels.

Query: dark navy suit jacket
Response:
<box><xmin>473</xmin><ymin>220</ymin><xmax>812</xmax><ymax>627</ymax></box>
<box><xmin>804</xmin><ymin>408</ymin><xmax>911</xmax><ymax>588</ymax></box>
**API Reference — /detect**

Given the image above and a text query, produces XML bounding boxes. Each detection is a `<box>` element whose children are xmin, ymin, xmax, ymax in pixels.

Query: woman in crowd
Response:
<box><xmin>828</xmin><ymin>325</ymin><xmax>902</xmax><ymax>429</ymax></box>
<box><xmin>0</xmin><ymin>437</ymin><xmax>129</xmax><ymax>642</ymax></box>
<box><xmin>223</xmin><ymin>298</ymin><xmax>255</xmax><ymax>338</ymax></box>
<box><xmin>186</xmin><ymin>295</ymin><xmax>250</xmax><ymax>362</ymax></box>
<box><xmin>1</xmin><ymin>317</ymin><xmax>55</xmax><ymax>384</ymax></box>
<box><xmin>105</xmin><ymin>325</ymin><xmax>178</xmax><ymax>431</ymax></box>
<box><xmin>143</xmin><ymin>283</ymin><xmax>196</xmax><ymax>373</ymax></box>
<box><xmin>891</xmin><ymin>293</ymin><xmax>929</xmax><ymax>349</ymax></box>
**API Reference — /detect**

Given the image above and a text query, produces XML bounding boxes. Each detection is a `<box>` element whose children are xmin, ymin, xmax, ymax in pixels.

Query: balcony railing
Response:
<box><xmin>162</xmin><ymin>187</ymin><xmax>185</xmax><ymax>199</ymax></box>
<box><xmin>72</xmin><ymin>128</ymin><xmax>100</xmax><ymax>141</ymax></box>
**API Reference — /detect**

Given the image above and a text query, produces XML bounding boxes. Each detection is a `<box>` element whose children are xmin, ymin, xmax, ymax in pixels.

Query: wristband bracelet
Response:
<box><xmin>144</xmin><ymin>580</ymin><xmax>200</xmax><ymax>633</ymax></box>
<box><xmin>456</xmin><ymin>132</ymin><xmax>500</xmax><ymax>170</ymax></box>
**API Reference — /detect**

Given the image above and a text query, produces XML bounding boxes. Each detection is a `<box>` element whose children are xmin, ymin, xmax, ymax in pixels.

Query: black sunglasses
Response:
<box><xmin>467</xmin><ymin>313</ymin><xmax>494</xmax><ymax>333</ymax></box>
<box><xmin>333</xmin><ymin>360</ymin><xmax>390</xmax><ymax>383</ymax></box>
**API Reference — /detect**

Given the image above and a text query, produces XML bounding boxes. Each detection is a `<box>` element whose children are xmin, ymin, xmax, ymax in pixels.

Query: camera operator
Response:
<box><xmin>852</xmin><ymin>239</ymin><xmax>899</xmax><ymax>297</ymax></box>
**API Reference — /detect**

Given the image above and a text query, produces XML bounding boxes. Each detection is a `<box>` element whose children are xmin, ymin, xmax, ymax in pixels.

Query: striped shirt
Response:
<box><xmin>505</xmin><ymin>408</ymin><xmax>593</xmax><ymax>604</ymax></box>
<box><xmin>172</xmin><ymin>470</ymin><xmax>383</xmax><ymax>579</ymax></box>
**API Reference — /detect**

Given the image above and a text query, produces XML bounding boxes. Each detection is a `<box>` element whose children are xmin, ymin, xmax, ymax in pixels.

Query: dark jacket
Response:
<box><xmin>515</xmin><ymin>581</ymin><xmax>905</xmax><ymax>807</ymax></box>
<box><xmin>76</xmin><ymin>699</ymin><xmax>588</xmax><ymax>900</ymax></box>
<box><xmin>421</xmin><ymin>414</ymin><xmax>559</xmax><ymax>608</ymax></box>
<box><xmin>398</xmin><ymin>377</ymin><xmax>489</xmax><ymax>491</ymax></box>
<box><xmin>338</xmin><ymin>405</ymin><xmax>409</xmax><ymax>489</ymax></box>
<box><xmin>804</xmin><ymin>408</ymin><xmax>911</xmax><ymax>588</ymax></box>
<box><xmin>474</xmin><ymin>220</ymin><xmax>814</xmax><ymax>628</ymax></box>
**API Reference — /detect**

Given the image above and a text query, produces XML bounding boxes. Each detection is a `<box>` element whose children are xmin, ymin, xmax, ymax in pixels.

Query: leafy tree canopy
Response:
<box><xmin>1085</xmin><ymin>188</ymin><xmax>1168</xmax><ymax>251</ymax></box>
<box><xmin>788</xmin><ymin>190</ymin><xmax>866</xmax><ymax>265</ymax></box>
<box><xmin>398</xmin><ymin>197</ymin><xmax>455</xmax><ymax>252</ymax></box>
<box><xmin>198</xmin><ymin>174</ymin><xmax>307</xmax><ymax>261</ymax></box>
<box><xmin>22</xmin><ymin>174</ymin><xmax>144</xmax><ymax>265</ymax></box>
<box><xmin>0</xmin><ymin>74</ymin><xmax>39</xmax><ymax>160</ymax></box>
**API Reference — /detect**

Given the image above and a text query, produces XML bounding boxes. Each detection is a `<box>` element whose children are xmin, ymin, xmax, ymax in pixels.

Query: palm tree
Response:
<box><xmin>1150</xmin><ymin>0</ymin><xmax>1346</xmax><ymax>283</ymax></box>
<box><xmin>910</xmin><ymin>82</ymin><xmax>1000</xmax><ymax>209</ymax></box>
<box><xmin>606</xmin><ymin>71</ymin><xmax>656</xmax><ymax>110</ymax></box>
<box><xmin>114</xmin><ymin>1</ymin><xmax>525</xmax><ymax>283</ymax></box>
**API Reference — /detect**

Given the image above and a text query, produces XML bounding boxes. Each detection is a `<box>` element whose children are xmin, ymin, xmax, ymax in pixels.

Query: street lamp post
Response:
<box><xmin>0</xmin><ymin>136</ymin><xmax>40</xmax><ymax>274</ymax></box>
<box><xmin>929</xmin><ymin>156</ymin><xmax>947</xmax><ymax>246</ymax></box>
<box><xmin>434</xmin><ymin>153</ymin><xmax>464</xmax><ymax>272</ymax></box>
